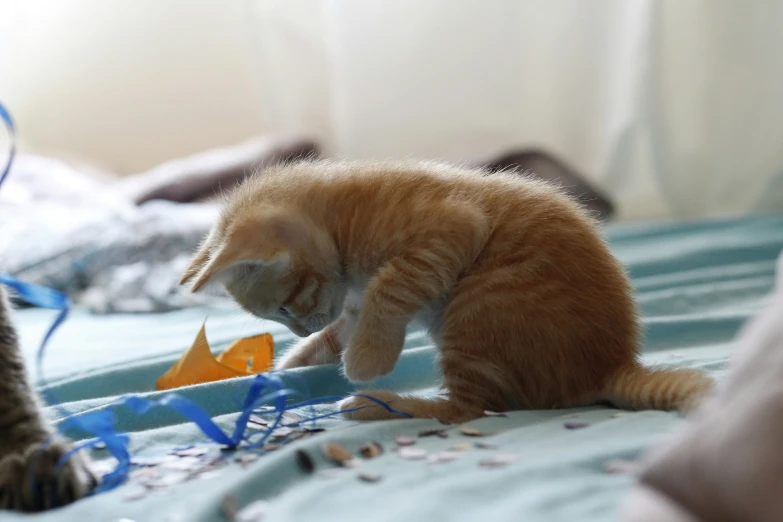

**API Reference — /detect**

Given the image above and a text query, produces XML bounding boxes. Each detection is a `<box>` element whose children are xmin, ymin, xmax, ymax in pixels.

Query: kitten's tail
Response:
<box><xmin>600</xmin><ymin>364</ymin><xmax>714</xmax><ymax>413</ymax></box>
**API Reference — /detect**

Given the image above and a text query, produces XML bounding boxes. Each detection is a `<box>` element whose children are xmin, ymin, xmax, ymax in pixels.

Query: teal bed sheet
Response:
<box><xmin>7</xmin><ymin>215</ymin><xmax>783</xmax><ymax>522</ymax></box>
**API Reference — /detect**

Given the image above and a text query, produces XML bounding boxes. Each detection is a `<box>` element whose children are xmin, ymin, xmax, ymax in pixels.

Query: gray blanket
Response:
<box><xmin>0</xmin><ymin>155</ymin><xmax>226</xmax><ymax>313</ymax></box>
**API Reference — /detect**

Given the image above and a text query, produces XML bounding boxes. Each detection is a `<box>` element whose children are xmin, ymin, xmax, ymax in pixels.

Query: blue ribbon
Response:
<box><xmin>0</xmin><ymin>101</ymin><xmax>15</xmax><ymax>187</ymax></box>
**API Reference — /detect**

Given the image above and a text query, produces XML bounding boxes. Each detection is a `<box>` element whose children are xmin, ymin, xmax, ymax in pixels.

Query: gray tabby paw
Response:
<box><xmin>0</xmin><ymin>438</ymin><xmax>97</xmax><ymax>512</ymax></box>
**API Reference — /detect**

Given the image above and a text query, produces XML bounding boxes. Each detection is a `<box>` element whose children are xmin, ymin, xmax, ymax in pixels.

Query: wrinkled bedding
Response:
<box><xmin>5</xmin><ymin>213</ymin><xmax>782</xmax><ymax>522</ymax></box>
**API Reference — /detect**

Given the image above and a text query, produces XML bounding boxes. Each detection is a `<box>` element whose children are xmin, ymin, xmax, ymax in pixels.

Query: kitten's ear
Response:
<box><xmin>184</xmin><ymin>211</ymin><xmax>299</xmax><ymax>292</ymax></box>
<box><xmin>187</xmin><ymin>245</ymin><xmax>289</xmax><ymax>292</ymax></box>
<box><xmin>179</xmin><ymin>243</ymin><xmax>211</xmax><ymax>286</ymax></box>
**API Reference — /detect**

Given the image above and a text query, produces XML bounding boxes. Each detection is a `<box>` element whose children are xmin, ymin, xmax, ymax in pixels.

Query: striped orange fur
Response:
<box><xmin>180</xmin><ymin>160</ymin><xmax>713</xmax><ymax>423</ymax></box>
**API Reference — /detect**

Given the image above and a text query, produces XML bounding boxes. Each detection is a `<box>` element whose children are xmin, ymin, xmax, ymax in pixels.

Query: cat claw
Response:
<box><xmin>0</xmin><ymin>438</ymin><xmax>96</xmax><ymax>512</ymax></box>
<box><xmin>338</xmin><ymin>391</ymin><xmax>401</xmax><ymax>421</ymax></box>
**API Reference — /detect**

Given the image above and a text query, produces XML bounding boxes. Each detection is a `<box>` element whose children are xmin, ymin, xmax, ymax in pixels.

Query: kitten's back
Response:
<box><xmin>229</xmin><ymin>160</ymin><xmax>712</xmax><ymax>413</ymax></box>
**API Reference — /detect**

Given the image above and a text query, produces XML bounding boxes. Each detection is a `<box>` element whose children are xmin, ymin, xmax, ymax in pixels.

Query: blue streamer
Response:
<box><xmin>0</xmin><ymin>101</ymin><xmax>14</xmax><ymax>188</ymax></box>
<box><xmin>0</xmin><ymin>101</ymin><xmax>412</xmax><ymax>505</ymax></box>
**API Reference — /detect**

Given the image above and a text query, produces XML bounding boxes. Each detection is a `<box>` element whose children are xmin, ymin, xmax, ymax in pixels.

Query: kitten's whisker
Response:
<box><xmin>325</xmin><ymin>332</ymin><xmax>340</xmax><ymax>358</ymax></box>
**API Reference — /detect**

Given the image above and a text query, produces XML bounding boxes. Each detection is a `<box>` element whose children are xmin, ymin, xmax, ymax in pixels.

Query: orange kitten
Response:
<box><xmin>180</xmin><ymin>160</ymin><xmax>713</xmax><ymax>423</ymax></box>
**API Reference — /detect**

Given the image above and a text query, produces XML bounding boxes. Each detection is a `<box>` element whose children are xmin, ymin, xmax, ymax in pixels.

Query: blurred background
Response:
<box><xmin>3</xmin><ymin>4</ymin><xmax>782</xmax><ymax>519</ymax></box>
<box><xmin>3</xmin><ymin>0</ymin><xmax>783</xmax><ymax>316</ymax></box>
<box><xmin>2</xmin><ymin>0</ymin><xmax>783</xmax><ymax>222</ymax></box>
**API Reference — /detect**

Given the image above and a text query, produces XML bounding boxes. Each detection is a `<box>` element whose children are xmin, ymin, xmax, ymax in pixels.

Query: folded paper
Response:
<box><xmin>156</xmin><ymin>323</ymin><xmax>274</xmax><ymax>390</ymax></box>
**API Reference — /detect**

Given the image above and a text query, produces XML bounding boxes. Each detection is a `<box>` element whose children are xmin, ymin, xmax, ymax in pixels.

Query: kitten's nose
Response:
<box><xmin>306</xmin><ymin>313</ymin><xmax>330</xmax><ymax>333</ymax></box>
<box><xmin>292</xmin><ymin>325</ymin><xmax>310</xmax><ymax>337</ymax></box>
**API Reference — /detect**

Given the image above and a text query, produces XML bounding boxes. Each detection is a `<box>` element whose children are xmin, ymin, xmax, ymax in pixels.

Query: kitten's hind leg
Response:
<box><xmin>338</xmin><ymin>390</ymin><xmax>482</xmax><ymax>424</ymax></box>
<box><xmin>338</xmin><ymin>318</ymin><xmax>509</xmax><ymax>424</ymax></box>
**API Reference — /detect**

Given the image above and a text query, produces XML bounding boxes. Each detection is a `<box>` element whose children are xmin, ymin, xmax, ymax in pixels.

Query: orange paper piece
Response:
<box><xmin>156</xmin><ymin>323</ymin><xmax>275</xmax><ymax>390</ymax></box>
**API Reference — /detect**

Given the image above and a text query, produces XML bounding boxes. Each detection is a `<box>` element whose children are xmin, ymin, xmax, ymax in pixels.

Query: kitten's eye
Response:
<box><xmin>278</xmin><ymin>307</ymin><xmax>290</xmax><ymax>316</ymax></box>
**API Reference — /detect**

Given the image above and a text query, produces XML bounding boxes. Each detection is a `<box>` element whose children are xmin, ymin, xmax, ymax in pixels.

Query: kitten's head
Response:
<box><xmin>180</xmin><ymin>206</ymin><xmax>345</xmax><ymax>337</ymax></box>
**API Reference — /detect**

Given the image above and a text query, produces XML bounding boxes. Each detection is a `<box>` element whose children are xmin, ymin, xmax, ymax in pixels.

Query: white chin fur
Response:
<box><xmin>306</xmin><ymin>313</ymin><xmax>330</xmax><ymax>333</ymax></box>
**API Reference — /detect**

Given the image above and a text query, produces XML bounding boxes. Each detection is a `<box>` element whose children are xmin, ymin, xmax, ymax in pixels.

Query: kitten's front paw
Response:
<box><xmin>275</xmin><ymin>331</ymin><xmax>341</xmax><ymax>371</ymax></box>
<box><xmin>338</xmin><ymin>390</ymin><xmax>402</xmax><ymax>421</ymax></box>
<box><xmin>0</xmin><ymin>438</ymin><xmax>97</xmax><ymax>512</ymax></box>
<box><xmin>342</xmin><ymin>328</ymin><xmax>405</xmax><ymax>382</ymax></box>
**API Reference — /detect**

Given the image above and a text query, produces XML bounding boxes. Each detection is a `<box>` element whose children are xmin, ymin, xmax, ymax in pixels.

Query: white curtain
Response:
<box><xmin>0</xmin><ymin>0</ymin><xmax>266</xmax><ymax>174</ymax></box>
<box><xmin>2</xmin><ymin>1</ymin><xmax>783</xmax><ymax>221</ymax></box>
<box><xmin>250</xmin><ymin>0</ymin><xmax>783</xmax><ymax>221</ymax></box>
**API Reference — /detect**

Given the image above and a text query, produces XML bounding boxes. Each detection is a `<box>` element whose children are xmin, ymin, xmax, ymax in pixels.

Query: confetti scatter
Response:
<box><xmin>473</xmin><ymin>442</ymin><xmax>497</xmax><ymax>450</ymax></box>
<box><xmin>236</xmin><ymin>500</ymin><xmax>270</xmax><ymax>522</ymax></box>
<box><xmin>235</xmin><ymin>453</ymin><xmax>260</xmax><ymax>468</ymax></box>
<box><xmin>478</xmin><ymin>454</ymin><xmax>519</xmax><ymax>469</ymax></box>
<box><xmin>564</xmin><ymin>422</ymin><xmax>589</xmax><ymax>430</ymax></box>
<box><xmin>604</xmin><ymin>458</ymin><xmax>642</xmax><ymax>475</ymax></box>
<box><xmin>395</xmin><ymin>435</ymin><xmax>416</xmax><ymax>446</ymax></box>
<box><xmin>129</xmin><ymin>467</ymin><xmax>157</xmax><ymax>484</ymax></box>
<box><xmin>295</xmin><ymin>450</ymin><xmax>315</xmax><ymax>474</ymax></box>
<box><xmin>359</xmin><ymin>441</ymin><xmax>384</xmax><ymax>459</ymax></box>
<box><xmin>426</xmin><ymin>451</ymin><xmax>461</xmax><ymax>465</ymax></box>
<box><xmin>147</xmin><ymin>471</ymin><xmax>189</xmax><ymax>489</ymax></box>
<box><xmin>163</xmin><ymin>457</ymin><xmax>203</xmax><ymax>472</ymax></box>
<box><xmin>321</xmin><ymin>443</ymin><xmax>354</xmax><ymax>467</ymax></box>
<box><xmin>418</xmin><ymin>428</ymin><xmax>449</xmax><ymax>438</ymax></box>
<box><xmin>282</xmin><ymin>412</ymin><xmax>301</xmax><ymax>426</ymax></box>
<box><xmin>121</xmin><ymin>488</ymin><xmax>148</xmax><ymax>502</ymax></box>
<box><xmin>175</xmin><ymin>446</ymin><xmax>209</xmax><ymax>457</ymax></box>
<box><xmin>397</xmin><ymin>447</ymin><xmax>428</xmax><ymax>460</ymax></box>
<box><xmin>289</xmin><ymin>431</ymin><xmax>309</xmax><ymax>443</ymax></box>
<box><xmin>357</xmin><ymin>471</ymin><xmax>383</xmax><ymax>483</ymax></box>
<box><xmin>459</xmin><ymin>426</ymin><xmax>484</xmax><ymax>437</ymax></box>
<box><xmin>271</xmin><ymin>427</ymin><xmax>294</xmax><ymax>440</ymax></box>
<box><xmin>248</xmin><ymin>415</ymin><xmax>269</xmax><ymax>428</ymax></box>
